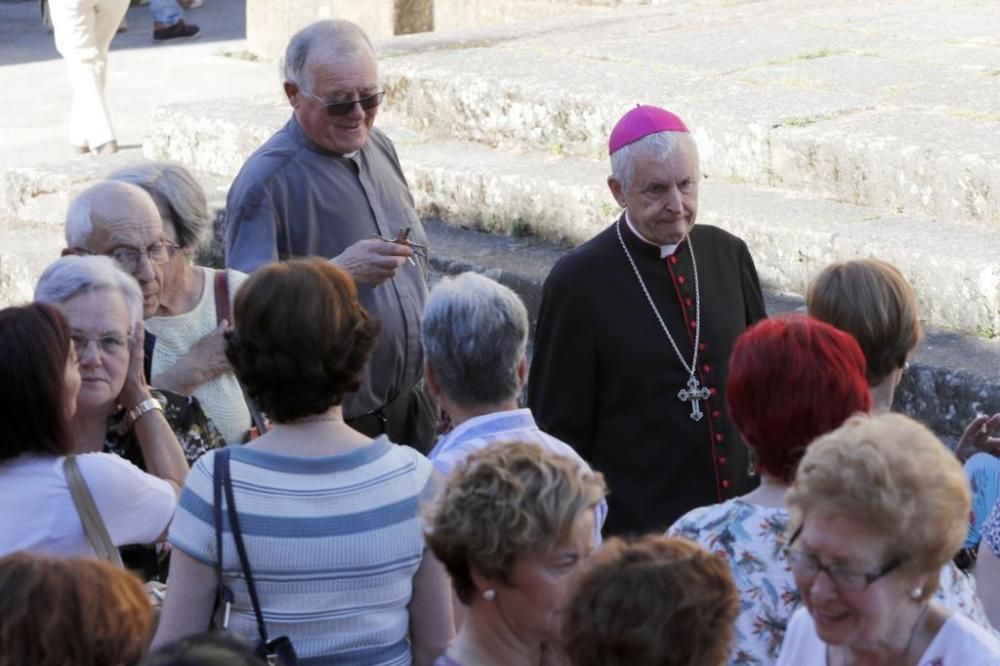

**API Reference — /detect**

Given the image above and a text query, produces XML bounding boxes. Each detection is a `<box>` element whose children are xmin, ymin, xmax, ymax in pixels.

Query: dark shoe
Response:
<box><xmin>153</xmin><ymin>20</ymin><xmax>200</xmax><ymax>41</ymax></box>
<box><xmin>94</xmin><ymin>140</ymin><xmax>119</xmax><ymax>155</ymax></box>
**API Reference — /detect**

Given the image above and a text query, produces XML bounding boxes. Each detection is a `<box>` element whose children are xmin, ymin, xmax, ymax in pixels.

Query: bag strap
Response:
<box><xmin>213</xmin><ymin>450</ymin><xmax>232</xmax><ymax>628</ymax></box>
<box><xmin>217</xmin><ymin>448</ymin><xmax>271</xmax><ymax>645</ymax></box>
<box><xmin>214</xmin><ymin>270</ymin><xmax>268</xmax><ymax>438</ymax></box>
<box><xmin>213</xmin><ymin>269</ymin><xmax>231</xmax><ymax>325</ymax></box>
<box><xmin>64</xmin><ymin>456</ymin><xmax>125</xmax><ymax>567</ymax></box>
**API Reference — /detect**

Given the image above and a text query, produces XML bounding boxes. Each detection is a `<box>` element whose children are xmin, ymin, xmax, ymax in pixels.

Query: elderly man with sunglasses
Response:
<box><xmin>223</xmin><ymin>19</ymin><xmax>435</xmax><ymax>452</ymax></box>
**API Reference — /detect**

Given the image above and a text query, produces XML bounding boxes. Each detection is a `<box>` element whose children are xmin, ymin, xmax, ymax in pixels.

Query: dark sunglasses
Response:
<box><xmin>300</xmin><ymin>89</ymin><xmax>385</xmax><ymax>117</ymax></box>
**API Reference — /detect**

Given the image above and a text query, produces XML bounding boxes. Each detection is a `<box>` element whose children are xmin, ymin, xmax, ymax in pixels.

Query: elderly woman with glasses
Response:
<box><xmin>669</xmin><ymin>315</ymin><xmax>990</xmax><ymax>666</ymax></box>
<box><xmin>108</xmin><ymin>163</ymin><xmax>254</xmax><ymax>445</ymax></box>
<box><xmin>777</xmin><ymin>413</ymin><xmax>1000</xmax><ymax>664</ymax></box>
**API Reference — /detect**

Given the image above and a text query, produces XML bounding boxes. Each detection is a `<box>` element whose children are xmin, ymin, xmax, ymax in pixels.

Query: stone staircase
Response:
<box><xmin>3</xmin><ymin>0</ymin><xmax>1000</xmax><ymax>440</ymax></box>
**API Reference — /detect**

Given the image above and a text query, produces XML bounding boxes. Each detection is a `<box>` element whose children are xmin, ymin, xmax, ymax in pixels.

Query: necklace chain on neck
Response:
<box><xmin>616</xmin><ymin>219</ymin><xmax>701</xmax><ymax>378</ymax></box>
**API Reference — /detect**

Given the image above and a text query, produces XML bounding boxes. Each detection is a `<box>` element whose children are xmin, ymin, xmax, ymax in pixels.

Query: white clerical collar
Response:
<box><xmin>342</xmin><ymin>150</ymin><xmax>359</xmax><ymax>158</ymax></box>
<box><xmin>624</xmin><ymin>211</ymin><xmax>680</xmax><ymax>258</ymax></box>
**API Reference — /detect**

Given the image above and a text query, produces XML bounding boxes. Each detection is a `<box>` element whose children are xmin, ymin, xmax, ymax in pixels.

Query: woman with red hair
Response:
<box><xmin>668</xmin><ymin>314</ymin><xmax>989</xmax><ymax>665</ymax></box>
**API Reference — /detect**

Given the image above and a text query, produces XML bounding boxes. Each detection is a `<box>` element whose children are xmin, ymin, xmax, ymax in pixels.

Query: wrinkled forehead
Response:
<box><xmin>307</xmin><ymin>45</ymin><xmax>379</xmax><ymax>92</ymax></box>
<box><xmin>88</xmin><ymin>198</ymin><xmax>163</xmax><ymax>251</ymax></box>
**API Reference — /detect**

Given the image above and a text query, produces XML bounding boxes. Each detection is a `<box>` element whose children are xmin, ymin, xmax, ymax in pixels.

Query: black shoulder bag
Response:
<box><xmin>213</xmin><ymin>448</ymin><xmax>298</xmax><ymax>665</ymax></box>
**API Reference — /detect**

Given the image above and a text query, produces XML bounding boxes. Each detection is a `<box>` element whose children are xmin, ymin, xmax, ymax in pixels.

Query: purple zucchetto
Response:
<box><xmin>608</xmin><ymin>105</ymin><xmax>689</xmax><ymax>155</ymax></box>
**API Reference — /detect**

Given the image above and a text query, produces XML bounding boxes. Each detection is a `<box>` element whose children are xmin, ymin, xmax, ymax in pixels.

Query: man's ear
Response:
<box><xmin>607</xmin><ymin>176</ymin><xmax>628</xmax><ymax>209</ymax></box>
<box><xmin>283</xmin><ymin>80</ymin><xmax>301</xmax><ymax>107</ymax></box>
<box><xmin>516</xmin><ymin>356</ymin><xmax>528</xmax><ymax>390</ymax></box>
<box><xmin>424</xmin><ymin>361</ymin><xmax>441</xmax><ymax>399</ymax></box>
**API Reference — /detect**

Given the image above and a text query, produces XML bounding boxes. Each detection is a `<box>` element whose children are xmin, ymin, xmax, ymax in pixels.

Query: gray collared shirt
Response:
<box><xmin>224</xmin><ymin>117</ymin><xmax>427</xmax><ymax>418</ymax></box>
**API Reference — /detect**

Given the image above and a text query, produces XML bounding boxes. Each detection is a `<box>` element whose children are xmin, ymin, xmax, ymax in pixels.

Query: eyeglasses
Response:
<box><xmin>70</xmin><ymin>332</ymin><xmax>131</xmax><ymax>357</ymax></box>
<box><xmin>299</xmin><ymin>88</ymin><xmax>386</xmax><ymax>116</ymax></box>
<box><xmin>787</xmin><ymin>525</ymin><xmax>904</xmax><ymax>592</ymax></box>
<box><xmin>72</xmin><ymin>240</ymin><xmax>180</xmax><ymax>274</ymax></box>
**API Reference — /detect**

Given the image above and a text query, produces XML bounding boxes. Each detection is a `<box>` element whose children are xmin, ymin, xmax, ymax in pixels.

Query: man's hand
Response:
<box><xmin>152</xmin><ymin>321</ymin><xmax>232</xmax><ymax>396</ymax></box>
<box><xmin>956</xmin><ymin>413</ymin><xmax>1000</xmax><ymax>461</ymax></box>
<box><xmin>332</xmin><ymin>238</ymin><xmax>413</xmax><ymax>288</ymax></box>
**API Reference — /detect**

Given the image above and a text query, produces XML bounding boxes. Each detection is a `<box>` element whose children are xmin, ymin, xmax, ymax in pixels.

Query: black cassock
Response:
<box><xmin>529</xmin><ymin>217</ymin><xmax>767</xmax><ymax>535</ymax></box>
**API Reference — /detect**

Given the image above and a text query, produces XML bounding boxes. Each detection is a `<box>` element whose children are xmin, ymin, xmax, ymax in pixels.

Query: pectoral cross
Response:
<box><xmin>677</xmin><ymin>375</ymin><xmax>711</xmax><ymax>421</ymax></box>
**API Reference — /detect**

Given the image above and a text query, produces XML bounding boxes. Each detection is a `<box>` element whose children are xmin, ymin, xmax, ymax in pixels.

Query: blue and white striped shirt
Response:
<box><xmin>428</xmin><ymin>409</ymin><xmax>608</xmax><ymax>539</ymax></box>
<box><xmin>169</xmin><ymin>436</ymin><xmax>435</xmax><ymax>665</ymax></box>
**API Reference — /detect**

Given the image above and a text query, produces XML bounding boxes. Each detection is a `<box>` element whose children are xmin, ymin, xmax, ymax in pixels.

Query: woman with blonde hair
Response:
<box><xmin>426</xmin><ymin>441</ymin><xmax>607</xmax><ymax>666</ymax></box>
<box><xmin>778</xmin><ymin>413</ymin><xmax>1000</xmax><ymax>664</ymax></box>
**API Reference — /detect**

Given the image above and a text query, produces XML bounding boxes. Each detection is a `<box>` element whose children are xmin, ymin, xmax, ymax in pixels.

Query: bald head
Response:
<box><xmin>64</xmin><ymin>180</ymin><xmax>166</xmax><ymax>317</ymax></box>
<box><xmin>283</xmin><ymin>19</ymin><xmax>376</xmax><ymax>90</ymax></box>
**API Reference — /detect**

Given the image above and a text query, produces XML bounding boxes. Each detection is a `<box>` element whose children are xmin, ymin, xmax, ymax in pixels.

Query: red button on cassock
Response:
<box><xmin>689</xmin><ymin>320</ymin><xmax>698</xmax><ymax>329</ymax></box>
<box><xmin>685</xmin><ymin>298</ymin><xmax>694</xmax><ymax>308</ymax></box>
<box><xmin>715</xmin><ymin>433</ymin><xmax>724</xmax><ymax>443</ymax></box>
<box><xmin>718</xmin><ymin>456</ymin><xmax>727</xmax><ymax>465</ymax></box>
<box><xmin>702</xmin><ymin>364</ymin><xmax>711</xmax><ymax>373</ymax></box>
<box><xmin>710</xmin><ymin>387</ymin><xmax>718</xmax><ymax>396</ymax></box>
<box><xmin>712</xmin><ymin>410</ymin><xmax>722</xmax><ymax>419</ymax></box>
<box><xmin>677</xmin><ymin>275</ymin><xmax>686</xmax><ymax>284</ymax></box>
<box><xmin>669</xmin><ymin>255</ymin><xmax>678</xmax><ymax>265</ymax></box>
<box><xmin>699</xmin><ymin>343</ymin><xmax>707</xmax><ymax>352</ymax></box>
<box><xmin>722</xmin><ymin>479</ymin><xmax>731</xmax><ymax>489</ymax></box>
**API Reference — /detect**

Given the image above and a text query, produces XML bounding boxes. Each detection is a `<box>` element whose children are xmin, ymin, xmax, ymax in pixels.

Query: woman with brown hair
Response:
<box><xmin>563</xmin><ymin>534</ymin><xmax>739</xmax><ymax>666</ymax></box>
<box><xmin>0</xmin><ymin>552</ymin><xmax>153</xmax><ymax>666</ymax></box>
<box><xmin>153</xmin><ymin>259</ymin><xmax>452</xmax><ymax>664</ymax></box>
<box><xmin>0</xmin><ymin>302</ymin><xmax>176</xmax><ymax>558</ymax></box>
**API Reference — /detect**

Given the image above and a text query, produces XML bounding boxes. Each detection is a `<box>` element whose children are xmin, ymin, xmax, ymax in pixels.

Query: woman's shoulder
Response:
<box><xmin>927</xmin><ymin>611</ymin><xmax>1000</xmax><ymax>661</ymax></box>
<box><xmin>669</xmin><ymin>498</ymin><xmax>787</xmax><ymax>541</ymax></box>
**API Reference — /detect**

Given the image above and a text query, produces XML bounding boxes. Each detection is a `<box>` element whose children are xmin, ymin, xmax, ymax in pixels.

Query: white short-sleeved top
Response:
<box><xmin>777</xmin><ymin>606</ymin><xmax>1000</xmax><ymax>665</ymax></box>
<box><xmin>0</xmin><ymin>453</ymin><xmax>176</xmax><ymax>558</ymax></box>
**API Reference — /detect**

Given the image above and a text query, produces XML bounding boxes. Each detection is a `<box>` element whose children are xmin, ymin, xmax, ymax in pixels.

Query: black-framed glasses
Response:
<box><xmin>72</xmin><ymin>239</ymin><xmax>180</xmax><ymax>274</ymax></box>
<box><xmin>299</xmin><ymin>88</ymin><xmax>385</xmax><ymax>116</ymax></box>
<box><xmin>787</xmin><ymin>525</ymin><xmax>904</xmax><ymax>592</ymax></box>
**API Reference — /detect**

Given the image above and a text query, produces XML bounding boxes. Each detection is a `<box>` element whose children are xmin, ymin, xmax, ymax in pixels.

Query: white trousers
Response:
<box><xmin>48</xmin><ymin>0</ymin><xmax>130</xmax><ymax>149</ymax></box>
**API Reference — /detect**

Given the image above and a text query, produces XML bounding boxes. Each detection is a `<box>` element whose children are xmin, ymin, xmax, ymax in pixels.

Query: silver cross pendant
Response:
<box><xmin>677</xmin><ymin>375</ymin><xmax>711</xmax><ymax>421</ymax></box>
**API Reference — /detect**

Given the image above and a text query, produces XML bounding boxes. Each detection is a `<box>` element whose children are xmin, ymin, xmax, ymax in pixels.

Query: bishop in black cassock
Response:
<box><xmin>529</xmin><ymin>106</ymin><xmax>767</xmax><ymax>535</ymax></box>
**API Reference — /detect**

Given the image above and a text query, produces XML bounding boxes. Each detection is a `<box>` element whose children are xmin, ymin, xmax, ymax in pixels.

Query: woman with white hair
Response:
<box><xmin>34</xmin><ymin>256</ymin><xmax>219</xmax><ymax>576</ymax></box>
<box><xmin>108</xmin><ymin>163</ymin><xmax>254</xmax><ymax>444</ymax></box>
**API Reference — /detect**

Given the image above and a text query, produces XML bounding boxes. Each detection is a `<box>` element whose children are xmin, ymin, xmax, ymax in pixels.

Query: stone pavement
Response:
<box><xmin>2</xmin><ymin>0</ymin><xmax>999</xmax><ymax>440</ymax></box>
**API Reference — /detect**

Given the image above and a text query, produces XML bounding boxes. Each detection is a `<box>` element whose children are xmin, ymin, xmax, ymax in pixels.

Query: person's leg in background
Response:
<box><xmin>48</xmin><ymin>0</ymin><xmax>129</xmax><ymax>153</ymax></box>
<box><xmin>150</xmin><ymin>0</ymin><xmax>199</xmax><ymax>41</ymax></box>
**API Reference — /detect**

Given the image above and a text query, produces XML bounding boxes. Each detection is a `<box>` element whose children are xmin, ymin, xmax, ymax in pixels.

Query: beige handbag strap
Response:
<box><xmin>64</xmin><ymin>455</ymin><xmax>125</xmax><ymax>567</ymax></box>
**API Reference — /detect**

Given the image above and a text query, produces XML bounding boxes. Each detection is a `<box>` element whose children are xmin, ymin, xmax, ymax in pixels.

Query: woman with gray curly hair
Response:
<box><xmin>108</xmin><ymin>163</ymin><xmax>253</xmax><ymax>444</ymax></box>
<box><xmin>426</xmin><ymin>441</ymin><xmax>607</xmax><ymax>666</ymax></box>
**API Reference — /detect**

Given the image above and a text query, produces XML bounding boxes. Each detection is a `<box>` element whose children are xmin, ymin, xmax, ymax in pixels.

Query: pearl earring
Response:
<box><xmin>483</xmin><ymin>589</ymin><xmax>496</xmax><ymax>601</ymax></box>
<box><xmin>910</xmin><ymin>587</ymin><xmax>923</xmax><ymax>599</ymax></box>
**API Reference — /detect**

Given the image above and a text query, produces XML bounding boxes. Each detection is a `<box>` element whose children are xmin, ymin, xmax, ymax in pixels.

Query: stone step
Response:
<box><xmin>424</xmin><ymin>218</ymin><xmax>1000</xmax><ymax>446</ymax></box>
<box><xmin>0</xmin><ymin>223</ymin><xmax>65</xmax><ymax>308</ymax></box>
<box><xmin>371</xmin><ymin>1</ymin><xmax>1000</xmax><ymax>226</ymax></box>
<box><xmin>1</xmin><ymin>156</ymin><xmax>997</xmax><ymax>444</ymax></box>
<box><xmin>137</xmin><ymin>99</ymin><xmax>1000</xmax><ymax>336</ymax></box>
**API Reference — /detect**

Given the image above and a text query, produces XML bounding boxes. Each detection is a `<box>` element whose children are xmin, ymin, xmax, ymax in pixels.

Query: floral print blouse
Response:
<box><xmin>669</xmin><ymin>499</ymin><xmax>993</xmax><ymax>666</ymax></box>
<box><xmin>104</xmin><ymin>389</ymin><xmax>223</xmax><ymax>469</ymax></box>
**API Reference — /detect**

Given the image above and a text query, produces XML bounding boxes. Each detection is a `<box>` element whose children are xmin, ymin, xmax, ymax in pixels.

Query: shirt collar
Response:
<box><xmin>624</xmin><ymin>210</ymin><xmax>681</xmax><ymax>258</ymax></box>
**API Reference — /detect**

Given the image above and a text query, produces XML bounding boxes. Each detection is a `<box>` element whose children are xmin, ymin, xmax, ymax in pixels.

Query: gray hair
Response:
<box><xmin>107</xmin><ymin>163</ymin><xmax>211</xmax><ymax>251</ymax></box>
<box><xmin>610</xmin><ymin>131</ymin><xmax>699</xmax><ymax>192</ymax></box>
<box><xmin>34</xmin><ymin>255</ymin><xmax>144</xmax><ymax>332</ymax></box>
<box><xmin>64</xmin><ymin>196</ymin><xmax>93</xmax><ymax>249</ymax></box>
<box><xmin>283</xmin><ymin>19</ymin><xmax>376</xmax><ymax>90</ymax></box>
<box><xmin>421</xmin><ymin>272</ymin><xmax>529</xmax><ymax>407</ymax></box>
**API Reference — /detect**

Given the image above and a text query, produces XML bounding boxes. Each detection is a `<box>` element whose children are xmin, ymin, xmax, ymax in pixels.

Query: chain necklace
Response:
<box><xmin>616</xmin><ymin>218</ymin><xmax>709</xmax><ymax>421</ymax></box>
